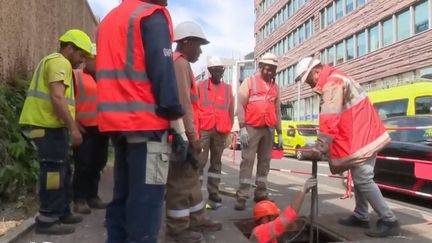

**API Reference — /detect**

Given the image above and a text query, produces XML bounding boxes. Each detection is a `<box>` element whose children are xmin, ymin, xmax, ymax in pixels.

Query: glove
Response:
<box><xmin>278</xmin><ymin>134</ymin><xmax>283</xmax><ymax>149</ymax></box>
<box><xmin>171</xmin><ymin>132</ymin><xmax>189</xmax><ymax>165</ymax></box>
<box><xmin>239</xmin><ymin>127</ymin><xmax>249</xmax><ymax>148</ymax></box>
<box><xmin>302</xmin><ymin>177</ymin><xmax>318</xmax><ymax>193</ymax></box>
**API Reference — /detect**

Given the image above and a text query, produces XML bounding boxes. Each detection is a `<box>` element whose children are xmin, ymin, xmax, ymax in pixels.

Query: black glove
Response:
<box><xmin>171</xmin><ymin>133</ymin><xmax>189</xmax><ymax>166</ymax></box>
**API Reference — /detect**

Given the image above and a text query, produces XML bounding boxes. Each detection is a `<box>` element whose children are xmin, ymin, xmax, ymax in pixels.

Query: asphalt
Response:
<box><xmin>3</xmin><ymin>149</ymin><xmax>432</xmax><ymax>243</ymax></box>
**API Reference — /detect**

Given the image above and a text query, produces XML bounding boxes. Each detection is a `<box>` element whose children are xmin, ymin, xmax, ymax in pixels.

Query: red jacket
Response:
<box><xmin>96</xmin><ymin>0</ymin><xmax>173</xmax><ymax>132</ymax></box>
<box><xmin>315</xmin><ymin>66</ymin><xmax>390</xmax><ymax>173</ymax></box>
<box><xmin>250</xmin><ymin>206</ymin><xmax>298</xmax><ymax>243</ymax></box>
<box><xmin>73</xmin><ymin>70</ymin><xmax>97</xmax><ymax>127</ymax></box>
<box><xmin>198</xmin><ymin>79</ymin><xmax>232</xmax><ymax>134</ymax></box>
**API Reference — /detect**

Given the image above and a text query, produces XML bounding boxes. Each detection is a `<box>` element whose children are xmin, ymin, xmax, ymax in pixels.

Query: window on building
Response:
<box><xmin>293</xmin><ymin>0</ymin><xmax>298</xmax><ymax>12</ymax></box>
<box><xmin>415</xmin><ymin>0</ymin><xmax>429</xmax><ymax>34</ymax></box>
<box><xmin>397</xmin><ymin>9</ymin><xmax>410</xmax><ymax>41</ymax></box>
<box><xmin>328</xmin><ymin>46</ymin><xmax>335</xmax><ymax>66</ymax></box>
<box><xmin>327</xmin><ymin>4</ymin><xmax>335</xmax><ymax>25</ymax></box>
<box><xmin>284</xmin><ymin>37</ymin><xmax>288</xmax><ymax>52</ymax></box>
<box><xmin>321</xmin><ymin>49</ymin><xmax>328</xmax><ymax>64</ymax></box>
<box><xmin>294</xmin><ymin>29</ymin><xmax>299</xmax><ymax>46</ymax></box>
<box><xmin>357</xmin><ymin>0</ymin><xmax>365</xmax><ymax>7</ymax></box>
<box><xmin>382</xmin><ymin>17</ymin><xmax>394</xmax><ymax>46</ymax></box>
<box><xmin>346</xmin><ymin>36</ymin><xmax>354</xmax><ymax>60</ymax></box>
<box><xmin>336</xmin><ymin>41</ymin><xmax>345</xmax><ymax>64</ymax></box>
<box><xmin>346</xmin><ymin>0</ymin><xmax>354</xmax><ymax>14</ymax></box>
<box><xmin>321</xmin><ymin>10</ymin><xmax>327</xmax><ymax>29</ymax></box>
<box><xmin>299</xmin><ymin>25</ymin><xmax>305</xmax><ymax>43</ymax></box>
<box><xmin>357</xmin><ymin>31</ymin><xmax>366</xmax><ymax>56</ymax></box>
<box><xmin>289</xmin><ymin>67</ymin><xmax>294</xmax><ymax>84</ymax></box>
<box><xmin>288</xmin><ymin>1</ymin><xmax>293</xmax><ymax>17</ymax></box>
<box><xmin>369</xmin><ymin>24</ymin><xmax>379</xmax><ymax>52</ymax></box>
<box><xmin>289</xmin><ymin>33</ymin><xmax>294</xmax><ymax>49</ymax></box>
<box><xmin>305</xmin><ymin>19</ymin><xmax>312</xmax><ymax>39</ymax></box>
<box><xmin>336</xmin><ymin>0</ymin><xmax>344</xmax><ymax>19</ymax></box>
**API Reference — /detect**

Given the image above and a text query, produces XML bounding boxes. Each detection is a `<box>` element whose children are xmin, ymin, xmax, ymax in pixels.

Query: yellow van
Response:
<box><xmin>275</xmin><ymin>120</ymin><xmax>318</xmax><ymax>160</ymax></box>
<box><xmin>367</xmin><ymin>81</ymin><xmax>432</xmax><ymax>119</ymax></box>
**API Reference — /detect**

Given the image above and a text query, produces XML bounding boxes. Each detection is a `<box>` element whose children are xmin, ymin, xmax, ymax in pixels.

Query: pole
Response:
<box><xmin>309</xmin><ymin>160</ymin><xmax>318</xmax><ymax>243</ymax></box>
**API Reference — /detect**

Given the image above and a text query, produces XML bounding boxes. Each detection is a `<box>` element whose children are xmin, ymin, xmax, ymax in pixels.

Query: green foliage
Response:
<box><xmin>0</xmin><ymin>80</ymin><xmax>38</xmax><ymax>200</ymax></box>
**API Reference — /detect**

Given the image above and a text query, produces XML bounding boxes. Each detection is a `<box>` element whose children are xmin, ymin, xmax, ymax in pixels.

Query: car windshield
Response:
<box><xmin>385</xmin><ymin>116</ymin><xmax>432</xmax><ymax>143</ymax></box>
<box><xmin>297</xmin><ymin>125</ymin><xmax>318</xmax><ymax>136</ymax></box>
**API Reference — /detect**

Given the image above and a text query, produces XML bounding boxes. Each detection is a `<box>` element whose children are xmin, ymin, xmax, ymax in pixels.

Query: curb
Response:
<box><xmin>1</xmin><ymin>216</ymin><xmax>36</xmax><ymax>243</ymax></box>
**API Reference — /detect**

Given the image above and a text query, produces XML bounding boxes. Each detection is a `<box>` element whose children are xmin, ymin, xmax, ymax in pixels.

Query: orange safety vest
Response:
<box><xmin>198</xmin><ymin>79</ymin><xmax>232</xmax><ymax>134</ymax></box>
<box><xmin>96</xmin><ymin>0</ymin><xmax>173</xmax><ymax>132</ymax></box>
<box><xmin>173</xmin><ymin>51</ymin><xmax>201</xmax><ymax>138</ymax></box>
<box><xmin>245</xmin><ymin>75</ymin><xmax>278</xmax><ymax>128</ymax></box>
<box><xmin>73</xmin><ymin>70</ymin><xmax>97</xmax><ymax>127</ymax></box>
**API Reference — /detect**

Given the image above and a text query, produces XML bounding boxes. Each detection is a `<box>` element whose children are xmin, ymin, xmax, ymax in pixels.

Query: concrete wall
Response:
<box><xmin>0</xmin><ymin>0</ymin><xmax>98</xmax><ymax>82</ymax></box>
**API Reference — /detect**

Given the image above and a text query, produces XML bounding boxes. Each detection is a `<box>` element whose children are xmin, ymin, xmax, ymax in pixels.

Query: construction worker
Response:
<box><xmin>72</xmin><ymin>44</ymin><xmax>109</xmax><ymax>214</ymax></box>
<box><xmin>19</xmin><ymin>29</ymin><xmax>93</xmax><ymax>234</ymax></box>
<box><xmin>250</xmin><ymin>177</ymin><xmax>317</xmax><ymax>243</ymax></box>
<box><xmin>96</xmin><ymin>0</ymin><xmax>184</xmax><ymax>242</ymax></box>
<box><xmin>295</xmin><ymin>57</ymin><xmax>400</xmax><ymax>237</ymax></box>
<box><xmin>235</xmin><ymin>53</ymin><xmax>283</xmax><ymax>211</ymax></box>
<box><xmin>166</xmin><ymin>21</ymin><xmax>222</xmax><ymax>243</ymax></box>
<box><xmin>198</xmin><ymin>56</ymin><xmax>234</xmax><ymax>209</ymax></box>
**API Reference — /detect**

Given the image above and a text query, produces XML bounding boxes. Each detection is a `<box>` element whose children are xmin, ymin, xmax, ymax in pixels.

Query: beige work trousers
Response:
<box><xmin>199</xmin><ymin>129</ymin><xmax>228</xmax><ymax>196</ymax></box>
<box><xmin>166</xmin><ymin>160</ymin><xmax>206</xmax><ymax>235</ymax></box>
<box><xmin>236</xmin><ymin>126</ymin><xmax>273</xmax><ymax>200</ymax></box>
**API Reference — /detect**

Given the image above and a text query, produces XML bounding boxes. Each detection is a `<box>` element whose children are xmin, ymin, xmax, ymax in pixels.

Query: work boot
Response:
<box><xmin>338</xmin><ymin>215</ymin><xmax>370</xmax><ymax>229</ymax></box>
<box><xmin>166</xmin><ymin>229</ymin><xmax>205</xmax><ymax>243</ymax></box>
<box><xmin>35</xmin><ymin>222</ymin><xmax>75</xmax><ymax>235</ymax></box>
<box><xmin>209</xmin><ymin>193</ymin><xmax>222</xmax><ymax>203</ymax></box>
<box><xmin>206</xmin><ymin>194</ymin><xmax>222</xmax><ymax>210</ymax></box>
<box><xmin>59</xmin><ymin>214</ymin><xmax>83</xmax><ymax>224</ymax></box>
<box><xmin>74</xmin><ymin>199</ymin><xmax>91</xmax><ymax>214</ymax></box>
<box><xmin>191</xmin><ymin>218</ymin><xmax>223</xmax><ymax>232</ymax></box>
<box><xmin>88</xmin><ymin>197</ymin><xmax>108</xmax><ymax>209</ymax></box>
<box><xmin>365</xmin><ymin>220</ymin><xmax>400</xmax><ymax>238</ymax></box>
<box><xmin>253</xmin><ymin>195</ymin><xmax>269</xmax><ymax>203</ymax></box>
<box><xmin>234</xmin><ymin>198</ymin><xmax>246</xmax><ymax>211</ymax></box>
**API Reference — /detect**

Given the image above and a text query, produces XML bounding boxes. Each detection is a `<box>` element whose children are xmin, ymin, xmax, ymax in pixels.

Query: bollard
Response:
<box><xmin>309</xmin><ymin>160</ymin><xmax>318</xmax><ymax>243</ymax></box>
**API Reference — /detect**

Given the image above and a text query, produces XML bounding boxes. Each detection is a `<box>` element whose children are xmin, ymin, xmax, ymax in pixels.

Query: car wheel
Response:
<box><xmin>296</xmin><ymin>147</ymin><xmax>303</xmax><ymax>160</ymax></box>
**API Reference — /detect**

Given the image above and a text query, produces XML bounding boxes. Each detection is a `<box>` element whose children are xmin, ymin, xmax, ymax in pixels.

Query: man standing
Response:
<box><xmin>97</xmin><ymin>0</ymin><xmax>184</xmax><ymax>242</ymax></box>
<box><xmin>72</xmin><ymin>44</ymin><xmax>109</xmax><ymax>214</ymax></box>
<box><xmin>198</xmin><ymin>56</ymin><xmax>234</xmax><ymax>209</ymax></box>
<box><xmin>166</xmin><ymin>21</ymin><xmax>222</xmax><ymax>243</ymax></box>
<box><xmin>295</xmin><ymin>57</ymin><xmax>400</xmax><ymax>237</ymax></box>
<box><xmin>235</xmin><ymin>53</ymin><xmax>283</xmax><ymax>211</ymax></box>
<box><xmin>19</xmin><ymin>29</ymin><xmax>93</xmax><ymax>234</ymax></box>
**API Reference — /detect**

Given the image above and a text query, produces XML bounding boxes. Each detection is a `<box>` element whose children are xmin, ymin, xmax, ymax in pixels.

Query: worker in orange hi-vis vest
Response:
<box><xmin>250</xmin><ymin>177</ymin><xmax>316</xmax><ymax>243</ymax></box>
<box><xmin>235</xmin><ymin>53</ymin><xmax>283</xmax><ymax>211</ymax></box>
<box><xmin>72</xmin><ymin>44</ymin><xmax>109</xmax><ymax>215</ymax></box>
<box><xmin>197</xmin><ymin>56</ymin><xmax>234</xmax><ymax>210</ymax></box>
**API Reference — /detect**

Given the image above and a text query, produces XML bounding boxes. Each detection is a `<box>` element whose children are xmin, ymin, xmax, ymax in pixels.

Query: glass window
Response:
<box><xmin>397</xmin><ymin>10</ymin><xmax>410</xmax><ymax>41</ymax></box>
<box><xmin>357</xmin><ymin>0</ymin><xmax>365</xmax><ymax>7</ymax></box>
<box><xmin>346</xmin><ymin>0</ymin><xmax>354</xmax><ymax>14</ymax></box>
<box><xmin>321</xmin><ymin>10</ymin><xmax>327</xmax><ymax>29</ymax></box>
<box><xmin>284</xmin><ymin>37</ymin><xmax>288</xmax><ymax>52</ymax></box>
<box><xmin>289</xmin><ymin>67</ymin><xmax>294</xmax><ymax>84</ymax></box>
<box><xmin>415</xmin><ymin>96</ymin><xmax>432</xmax><ymax>114</ymax></box>
<box><xmin>305</xmin><ymin>20</ymin><xmax>311</xmax><ymax>39</ymax></box>
<box><xmin>357</xmin><ymin>31</ymin><xmax>366</xmax><ymax>56</ymax></box>
<box><xmin>328</xmin><ymin>46</ymin><xmax>335</xmax><ymax>66</ymax></box>
<box><xmin>415</xmin><ymin>1</ymin><xmax>429</xmax><ymax>34</ymax></box>
<box><xmin>293</xmin><ymin>0</ymin><xmax>298</xmax><ymax>11</ymax></box>
<box><xmin>373</xmin><ymin>99</ymin><xmax>408</xmax><ymax>119</ymax></box>
<box><xmin>321</xmin><ymin>49</ymin><xmax>327</xmax><ymax>64</ymax></box>
<box><xmin>346</xmin><ymin>36</ymin><xmax>354</xmax><ymax>60</ymax></box>
<box><xmin>299</xmin><ymin>25</ymin><xmax>305</xmax><ymax>43</ymax></box>
<box><xmin>289</xmin><ymin>33</ymin><xmax>294</xmax><ymax>49</ymax></box>
<box><xmin>336</xmin><ymin>41</ymin><xmax>345</xmax><ymax>64</ymax></box>
<box><xmin>294</xmin><ymin>29</ymin><xmax>299</xmax><ymax>46</ymax></box>
<box><xmin>369</xmin><ymin>24</ymin><xmax>379</xmax><ymax>52</ymax></box>
<box><xmin>327</xmin><ymin>4</ymin><xmax>334</xmax><ymax>25</ymax></box>
<box><xmin>382</xmin><ymin>18</ymin><xmax>394</xmax><ymax>46</ymax></box>
<box><xmin>336</xmin><ymin>0</ymin><xmax>344</xmax><ymax>19</ymax></box>
<box><xmin>288</xmin><ymin>1</ymin><xmax>293</xmax><ymax>17</ymax></box>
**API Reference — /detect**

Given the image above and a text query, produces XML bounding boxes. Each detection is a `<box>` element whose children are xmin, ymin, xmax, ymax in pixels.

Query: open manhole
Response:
<box><xmin>234</xmin><ymin>217</ymin><xmax>345</xmax><ymax>242</ymax></box>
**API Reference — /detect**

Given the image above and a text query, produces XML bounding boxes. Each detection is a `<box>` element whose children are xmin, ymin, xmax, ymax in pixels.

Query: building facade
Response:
<box><xmin>255</xmin><ymin>0</ymin><xmax>432</xmax><ymax>121</ymax></box>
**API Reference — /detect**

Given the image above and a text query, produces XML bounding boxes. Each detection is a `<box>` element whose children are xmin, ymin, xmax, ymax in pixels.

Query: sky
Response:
<box><xmin>87</xmin><ymin>0</ymin><xmax>255</xmax><ymax>75</ymax></box>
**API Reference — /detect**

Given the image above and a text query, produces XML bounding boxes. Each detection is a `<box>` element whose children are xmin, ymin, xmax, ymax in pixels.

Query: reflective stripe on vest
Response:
<box><xmin>200</xmin><ymin>80</ymin><xmax>230</xmax><ymax>110</ymax></box>
<box><xmin>74</xmin><ymin>71</ymin><xmax>96</xmax><ymax>102</ymax></box>
<box><xmin>74</xmin><ymin>70</ymin><xmax>97</xmax><ymax>125</ymax></box>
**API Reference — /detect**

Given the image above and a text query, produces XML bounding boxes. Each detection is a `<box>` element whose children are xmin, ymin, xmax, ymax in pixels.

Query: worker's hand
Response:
<box><xmin>278</xmin><ymin>134</ymin><xmax>284</xmax><ymax>149</ymax></box>
<box><xmin>171</xmin><ymin>132</ymin><xmax>189</xmax><ymax>165</ymax></box>
<box><xmin>302</xmin><ymin>177</ymin><xmax>317</xmax><ymax>193</ymax></box>
<box><xmin>240</xmin><ymin>127</ymin><xmax>249</xmax><ymax>148</ymax></box>
<box><xmin>191</xmin><ymin>139</ymin><xmax>203</xmax><ymax>154</ymax></box>
<box><xmin>76</xmin><ymin>122</ymin><xmax>86</xmax><ymax>134</ymax></box>
<box><xmin>70</xmin><ymin>127</ymin><xmax>83</xmax><ymax>147</ymax></box>
<box><xmin>310</xmin><ymin>147</ymin><xmax>322</xmax><ymax>161</ymax></box>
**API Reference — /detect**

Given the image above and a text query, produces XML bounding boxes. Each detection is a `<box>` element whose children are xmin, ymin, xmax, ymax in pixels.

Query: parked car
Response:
<box><xmin>374</xmin><ymin>115</ymin><xmax>432</xmax><ymax>198</ymax></box>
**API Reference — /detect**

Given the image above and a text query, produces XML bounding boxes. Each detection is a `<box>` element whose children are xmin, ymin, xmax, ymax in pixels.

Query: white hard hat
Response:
<box><xmin>91</xmin><ymin>43</ymin><xmax>96</xmax><ymax>56</ymax></box>
<box><xmin>295</xmin><ymin>57</ymin><xmax>321</xmax><ymax>84</ymax></box>
<box><xmin>259</xmin><ymin>53</ymin><xmax>278</xmax><ymax>66</ymax></box>
<box><xmin>207</xmin><ymin>56</ymin><xmax>223</xmax><ymax>68</ymax></box>
<box><xmin>174</xmin><ymin>21</ymin><xmax>209</xmax><ymax>44</ymax></box>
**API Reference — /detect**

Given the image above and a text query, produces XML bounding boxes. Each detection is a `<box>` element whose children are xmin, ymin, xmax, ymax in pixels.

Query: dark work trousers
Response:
<box><xmin>72</xmin><ymin>126</ymin><xmax>109</xmax><ymax>201</ymax></box>
<box><xmin>32</xmin><ymin>127</ymin><xmax>72</xmax><ymax>223</ymax></box>
<box><xmin>106</xmin><ymin>134</ymin><xmax>170</xmax><ymax>243</ymax></box>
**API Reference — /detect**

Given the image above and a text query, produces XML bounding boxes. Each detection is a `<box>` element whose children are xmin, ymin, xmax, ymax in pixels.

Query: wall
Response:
<box><xmin>0</xmin><ymin>0</ymin><xmax>98</xmax><ymax>82</ymax></box>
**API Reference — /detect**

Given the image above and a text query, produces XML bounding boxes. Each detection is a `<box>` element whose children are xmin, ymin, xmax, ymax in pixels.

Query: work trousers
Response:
<box><xmin>72</xmin><ymin>126</ymin><xmax>109</xmax><ymax>201</ymax></box>
<box><xmin>32</xmin><ymin>127</ymin><xmax>72</xmax><ymax>222</ymax></box>
<box><xmin>166</xmin><ymin>161</ymin><xmax>206</xmax><ymax>235</ymax></box>
<box><xmin>106</xmin><ymin>135</ymin><xmax>170</xmax><ymax>243</ymax></box>
<box><xmin>236</xmin><ymin>126</ymin><xmax>273</xmax><ymax>200</ymax></box>
<box><xmin>351</xmin><ymin>155</ymin><xmax>397</xmax><ymax>222</ymax></box>
<box><xmin>199</xmin><ymin>129</ymin><xmax>228</xmax><ymax>196</ymax></box>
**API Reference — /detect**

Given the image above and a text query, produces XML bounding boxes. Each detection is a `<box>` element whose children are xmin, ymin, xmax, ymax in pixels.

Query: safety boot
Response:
<box><xmin>208</xmin><ymin>193</ymin><xmax>222</xmax><ymax>203</ymax></box>
<box><xmin>191</xmin><ymin>218</ymin><xmax>222</xmax><ymax>232</ymax></box>
<box><xmin>166</xmin><ymin>229</ymin><xmax>206</xmax><ymax>243</ymax></box>
<box><xmin>88</xmin><ymin>197</ymin><xmax>108</xmax><ymax>209</ymax></box>
<box><xmin>234</xmin><ymin>198</ymin><xmax>246</xmax><ymax>211</ymax></box>
<box><xmin>35</xmin><ymin>221</ymin><xmax>75</xmax><ymax>235</ymax></box>
<box><xmin>338</xmin><ymin>215</ymin><xmax>370</xmax><ymax>229</ymax></box>
<box><xmin>74</xmin><ymin>199</ymin><xmax>91</xmax><ymax>214</ymax></box>
<box><xmin>365</xmin><ymin>220</ymin><xmax>400</xmax><ymax>238</ymax></box>
<box><xmin>59</xmin><ymin>214</ymin><xmax>83</xmax><ymax>224</ymax></box>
